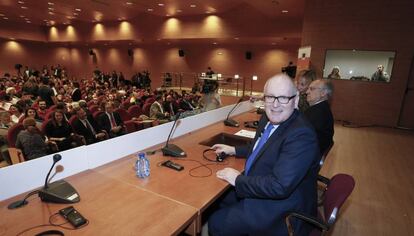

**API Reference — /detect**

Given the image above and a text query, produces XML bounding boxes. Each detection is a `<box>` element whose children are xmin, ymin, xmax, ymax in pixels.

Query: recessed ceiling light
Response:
<box><xmin>3</xmin><ymin>17</ymin><xmax>9</xmax><ymax>20</ymax></box>
<box><xmin>75</xmin><ymin>8</ymin><xmax>81</xmax><ymax>12</ymax></box>
<box><xmin>234</xmin><ymin>37</ymin><xmax>239</xmax><ymax>40</ymax></box>
<box><xmin>66</xmin><ymin>16</ymin><xmax>73</xmax><ymax>19</ymax></box>
<box><xmin>49</xmin><ymin>12</ymin><xmax>54</xmax><ymax>15</ymax></box>
<box><xmin>48</xmin><ymin>7</ymin><xmax>54</xmax><ymax>10</ymax></box>
<box><xmin>126</xmin><ymin>2</ymin><xmax>133</xmax><ymax>5</ymax></box>
<box><xmin>272</xmin><ymin>42</ymin><xmax>276</xmax><ymax>45</ymax></box>
<box><xmin>26</xmin><ymin>21</ymin><xmax>31</xmax><ymax>23</ymax></box>
<box><xmin>166</xmin><ymin>14</ymin><xmax>170</xmax><ymax>17</ymax></box>
<box><xmin>205</xmin><ymin>11</ymin><xmax>211</xmax><ymax>14</ymax></box>
<box><xmin>177</xmin><ymin>9</ymin><xmax>182</xmax><ymax>12</ymax></box>
<box><xmin>158</xmin><ymin>3</ymin><xmax>164</xmax><ymax>7</ymax></box>
<box><xmin>20</xmin><ymin>15</ymin><xmax>25</xmax><ymax>18</ymax></box>
<box><xmin>147</xmin><ymin>8</ymin><xmax>153</xmax><ymax>11</ymax></box>
<box><xmin>0</xmin><ymin>13</ymin><xmax>4</xmax><ymax>16</ymax></box>
<box><xmin>48</xmin><ymin>2</ymin><xmax>54</xmax><ymax>5</ymax></box>
<box><xmin>282</xmin><ymin>10</ymin><xmax>288</xmax><ymax>13</ymax></box>
<box><xmin>190</xmin><ymin>4</ymin><xmax>196</xmax><ymax>8</ymax></box>
<box><xmin>18</xmin><ymin>1</ymin><xmax>25</xmax><ymax>4</ymax></box>
<box><xmin>21</xmin><ymin>6</ymin><xmax>28</xmax><ymax>9</ymax></box>
<box><xmin>217</xmin><ymin>52</ymin><xmax>223</xmax><ymax>55</ymax></box>
<box><xmin>213</xmin><ymin>42</ymin><xmax>217</xmax><ymax>45</ymax></box>
<box><xmin>73</xmin><ymin>12</ymin><xmax>79</xmax><ymax>16</ymax></box>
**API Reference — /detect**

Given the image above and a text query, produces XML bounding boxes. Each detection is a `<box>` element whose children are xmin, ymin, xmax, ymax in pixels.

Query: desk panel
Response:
<box><xmin>0</xmin><ymin>170</ymin><xmax>197</xmax><ymax>236</ymax></box>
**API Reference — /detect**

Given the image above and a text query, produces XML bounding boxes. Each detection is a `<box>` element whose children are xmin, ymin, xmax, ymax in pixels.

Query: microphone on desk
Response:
<box><xmin>224</xmin><ymin>96</ymin><xmax>250</xmax><ymax>127</ymax></box>
<box><xmin>8</xmin><ymin>154</ymin><xmax>80</xmax><ymax>210</ymax></box>
<box><xmin>38</xmin><ymin>154</ymin><xmax>80</xmax><ymax>204</ymax></box>
<box><xmin>162</xmin><ymin>112</ymin><xmax>186</xmax><ymax>157</ymax></box>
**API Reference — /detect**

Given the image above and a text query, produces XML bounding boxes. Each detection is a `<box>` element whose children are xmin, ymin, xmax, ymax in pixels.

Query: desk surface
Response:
<box><xmin>0</xmin><ymin>170</ymin><xmax>197</xmax><ymax>236</ymax></box>
<box><xmin>94</xmin><ymin>111</ymin><xmax>259</xmax><ymax>212</ymax></box>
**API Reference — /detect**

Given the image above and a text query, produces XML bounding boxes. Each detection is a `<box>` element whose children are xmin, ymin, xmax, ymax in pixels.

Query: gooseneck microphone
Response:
<box><xmin>161</xmin><ymin>112</ymin><xmax>186</xmax><ymax>157</ymax></box>
<box><xmin>224</xmin><ymin>96</ymin><xmax>247</xmax><ymax>127</ymax></box>
<box><xmin>44</xmin><ymin>154</ymin><xmax>62</xmax><ymax>189</ymax></box>
<box><xmin>38</xmin><ymin>153</ymin><xmax>80</xmax><ymax>204</ymax></box>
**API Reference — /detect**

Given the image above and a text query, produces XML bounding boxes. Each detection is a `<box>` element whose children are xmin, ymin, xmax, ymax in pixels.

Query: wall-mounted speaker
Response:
<box><xmin>89</xmin><ymin>49</ymin><xmax>95</xmax><ymax>56</ymax></box>
<box><xmin>128</xmin><ymin>49</ymin><xmax>133</xmax><ymax>57</ymax></box>
<box><xmin>178</xmin><ymin>49</ymin><xmax>185</xmax><ymax>57</ymax></box>
<box><xmin>245</xmin><ymin>51</ymin><xmax>252</xmax><ymax>60</ymax></box>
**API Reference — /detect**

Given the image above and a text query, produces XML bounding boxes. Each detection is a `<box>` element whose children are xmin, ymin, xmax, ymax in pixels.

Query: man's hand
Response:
<box><xmin>216</xmin><ymin>168</ymin><xmax>241</xmax><ymax>186</ymax></box>
<box><xmin>211</xmin><ymin>144</ymin><xmax>236</xmax><ymax>156</ymax></box>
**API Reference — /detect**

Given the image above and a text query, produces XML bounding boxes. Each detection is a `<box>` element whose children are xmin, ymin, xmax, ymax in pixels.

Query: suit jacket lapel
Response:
<box><xmin>247</xmin><ymin>110</ymin><xmax>300</xmax><ymax>174</ymax></box>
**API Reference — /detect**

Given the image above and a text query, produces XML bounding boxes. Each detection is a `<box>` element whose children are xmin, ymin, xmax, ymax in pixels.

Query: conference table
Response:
<box><xmin>0</xmin><ymin>111</ymin><xmax>260</xmax><ymax>235</ymax></box>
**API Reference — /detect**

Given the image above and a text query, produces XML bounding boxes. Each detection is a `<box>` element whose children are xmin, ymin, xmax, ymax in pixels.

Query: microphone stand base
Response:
<box><xmin>224</xmin><ymin>119</ymin><xmax>239</xmax><ymax>127</ymax></box>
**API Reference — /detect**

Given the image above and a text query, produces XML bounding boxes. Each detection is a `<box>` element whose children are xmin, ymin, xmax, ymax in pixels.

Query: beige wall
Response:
<box><xmin>301</xmin><ymin>0</ymin><xmax>414</xmax><ymax>126</ymax></box>
<box><xmin>0</xmin><ymin>39</ymin><xmax>298</xmax><ymax>91</ymax></box>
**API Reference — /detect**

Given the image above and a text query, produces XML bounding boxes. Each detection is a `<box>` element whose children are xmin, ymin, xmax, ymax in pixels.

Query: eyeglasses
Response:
<box><xmin>263</xmin><ymin>95</ymin><xmax>296</xmax><ymax>104</ymax></box>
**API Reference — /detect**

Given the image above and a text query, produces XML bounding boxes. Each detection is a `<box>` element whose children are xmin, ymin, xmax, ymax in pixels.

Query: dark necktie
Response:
<box><xmin>245</xmin><ymin>124</ymin><xmax>274</xmax><ymax>175</ymax></box>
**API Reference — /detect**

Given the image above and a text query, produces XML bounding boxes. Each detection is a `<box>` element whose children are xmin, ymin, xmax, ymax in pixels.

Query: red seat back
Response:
<box><xmin>114</xmin><ymin>108</ymin><xmax>132</xmax><ymax>122</ymax></box>
<box><xmin>7</xmin><ymin>123</ymin><xmax>25</xmax><ymax>147</ymax></box>
<box><xmin>128</xmin><ymin>105</ymin><xmax>143</xmax><ymax>118</ymax></box>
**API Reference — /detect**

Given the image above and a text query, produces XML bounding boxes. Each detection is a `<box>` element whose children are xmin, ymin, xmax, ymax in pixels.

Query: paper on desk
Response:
<box><xmin>234</xmin><ymin>129</ymin><xmax>256</xmax><ymax>139</ymax></box>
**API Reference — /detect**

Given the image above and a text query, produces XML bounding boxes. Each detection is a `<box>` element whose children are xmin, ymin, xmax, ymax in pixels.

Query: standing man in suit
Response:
<box><xmin>72</xmin><ymin>107</ymin><xmax>106</xmax><ymax>144</ymax></box>
<box><xmin>97</xmin><ymin>101</ymin><xmax>125</xmax><ymax>138</ymax></box>
<box><xmin>305</xmin><ymin>79</ymin><xmax>334</xmax><ymax>155</ymax></box>
<box><xmin>71</xmin><ymin>82</ymin><xmax>82</xmax><ymax>102</ymax></box>
<box><xmin>208</xmin><ymin>74</ymin><xmax>319</xmax><ymax>235</ymax></box>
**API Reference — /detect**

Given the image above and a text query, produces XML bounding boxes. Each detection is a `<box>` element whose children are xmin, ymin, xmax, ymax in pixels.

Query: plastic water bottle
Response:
<box><xmin>135</xmin><ymin>152</ymin><xmax>150</xmax><ymax>178</ymax></box>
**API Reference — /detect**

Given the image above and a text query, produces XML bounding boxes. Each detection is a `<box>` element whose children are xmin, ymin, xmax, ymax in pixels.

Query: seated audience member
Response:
<box><xmin>179</xmin><ymin>93</ymin><xmax>196</xmax><ymax>111</ymax></box>
<box><xmin>327</xmin><ymin>66</ymin><xmax>341</xmax><ymax>80</ymax></box>
<box><xmin>9</xmin><ymin>104</ymin><xmax>24</xmax><ymax>124</ymax></box>
<box><xmin>296</xmin><ymin>69</ymin><xmax>316</xmax><ymax>112</ymax></box>
<box><xmin>16</xmin><ymin>118</ymin><xmax>51</xmax><ymax>160</ymax></box>
<box><xmin>72</xmin><ymin>107</ymin><xmax>106</xmax><ymax>145</ymax></box>
<box><xmin>163</xmin><ymin>95</ymin><xmax>180</xmax><ymax>116</ymax></box>
<box><xmin>37</xmin><ymin>100</ymin><xmax>48</xmax><ymax>119</ymax></box>
<box><xmin>0</xmin><ymin>111</ymin><xmax>13</xmax><ymax>129</ymax></box>
<box><xmin>371</xmin><ymin>64</ymin><xmax>390</xmax><ymax>82</ymax></box>
<box><xmin>150</xmin><ymin>95</ymin><xmax>169</xmax><ymax>120</ymax></box>
<box><xmin>305</xmin><ymin>79</ymin><xmax>334</xmax><ymax>155</ymax></box>
<box><xmin>44</xmin><ymin>110</ymin><xmax>76</xmax><ymax>151</ymax></box>
<box><xmin>55</xmin><ymin>102</ymin><xmax>72</xmax><ymax>121</ymax></box>
<box><xmin>24</xmin><ymin>108</ymin><xmax>43</xmax><ymax>127</ymax></box>
<box><xmin>208</xmin><ymin>74</ymin><xmax>319</xmax><ymax>235</ymax></box>
<box><xmin>37</xmin><ymin>77</ymin><xmax>56</xmax><ymax>108</ymax></box>
<box><xmin>97</xmin><ymin>101</ymin><xmax>125</xmax><ymax>138</ymax></box>
<box><xmin>71</xmin><ymin>82</ymin><xmax>82</xmax><ymax>102</ymax></box>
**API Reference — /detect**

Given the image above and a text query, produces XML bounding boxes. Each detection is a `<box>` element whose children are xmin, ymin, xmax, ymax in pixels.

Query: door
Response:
<box><xmin>398</xmin><ymin>56</ymin><xmax>414</xmax><ymax>128</ymax></box>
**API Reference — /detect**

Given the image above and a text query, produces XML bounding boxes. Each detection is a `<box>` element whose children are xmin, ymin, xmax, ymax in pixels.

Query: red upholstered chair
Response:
<box><xmin>145</xmin><ymin>97</ymin><xmax>155</xmax><ymax>104</ymax></box>
<box><xmin>114</xmin><ymin>108</ymin><xmax>132</xmax><ymax>122</ymax></box>
<box><xmin>44</xmin><ymin>110</ymin><xmax>54</xmax><ymax>121</ymax></box>
<box><xmin>128</xmin><ymin>105</ymin><xmax>143</xmax><ymax>118</ymax></box>
<box><xmin>124</xmin><ymin>120</ymin><xmax>137</xmax><ymax>133</ymax></box>
<box><xmin>285</xmin><ymin>174</ymin><xmax>355</xmax><ymax>236</ymax></box>
<box><xmin>142</xmin><ymin>103</ymin><xmax>152</xmax><ymax>117</ymax></box>
<box><xmin>92</xmin><ymin>110</ymin><xmax>104</xmax><ymax>120</ymax></box>
<box><xmin>47</xmin><ymin>105</ymin><xmax>57</xmax><ymax>113</ymax></box>
<box><xmin>89</xmin><ymin>105</ymin><xmax>100</xmax><ymax>114</ymax></box>
<box><xmin>121</xmin><ymin>100</ymin><xmax>131</xmax><ymax>110</ymax></box>
<box><xmin>68</xmin><ymin>115</ymin><xmax>78</xmax><ymax>129</ymax></box>
<box><xmin>6</xmin><ymin>123</ymin><xmax>25</xmax><ymax>164</ymax></box>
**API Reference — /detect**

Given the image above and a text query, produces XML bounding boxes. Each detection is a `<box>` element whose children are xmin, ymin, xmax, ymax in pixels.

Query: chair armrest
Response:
<box><xmin>285</xmin><ymin>211</ymin><xmax>329</xmax><ymax>236</ymax></box>
<box><xmin>318</xmin><ymin>174</ymin><xmax>330</xmax><ymax>185</ymax></box>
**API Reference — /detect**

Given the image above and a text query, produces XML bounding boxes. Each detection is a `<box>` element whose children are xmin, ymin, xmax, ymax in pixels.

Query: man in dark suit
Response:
<box><xmin>72</xmin><ymin>107</ymin><xmax>106</xmax><ymax>144</ymax></box>
<box><xmin>305</xmin><ymin>79</ymin><xmax>334</xmax><ymax>155</ymax></box>
<box><xmin>97</xmin><ymin>101</ymin><xmax>125</xmax><ymax>138</ymax></box>
<box><xmin>209</xmin><ymin>74</ymin><xmax>319</xmax><ymax>235</ymax></box>
<box><xmin>179</xmin><ymin>93</ymin><xmax>196</xmax><ymax>111</ymax></box>
<box><xmin>163</xmin><ymin>95</ymin><xmax>180</xmax><ymax>116</ymax></box>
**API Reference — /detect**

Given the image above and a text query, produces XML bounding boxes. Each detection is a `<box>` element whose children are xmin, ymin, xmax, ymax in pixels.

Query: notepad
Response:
<box><xmin>234</xmin><ymin>129</ymin><xmax>256</xmax><ymax>139</ymax></box>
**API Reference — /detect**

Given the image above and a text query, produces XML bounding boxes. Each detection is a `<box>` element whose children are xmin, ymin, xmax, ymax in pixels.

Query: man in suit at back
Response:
<box><xmin>97</xmin><ymin>101</ymin><xmax>125</xmax><ymax>138</ymax></box>
<box><xmin>305</xmin><ymin>79</ymin><xmax>334</xmax><ymax>155</ymax></box>
<box><xmin>209</xmin><ymin>74</ymin><xmax>319</xmax><ymax>235</ymax></box>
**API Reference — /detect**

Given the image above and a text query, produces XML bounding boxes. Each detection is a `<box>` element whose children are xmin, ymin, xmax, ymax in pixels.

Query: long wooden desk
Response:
<box><xmin>94</xmin><ymin>111</ymin><xmax>260</xmax><ymax>232</ymax></box>
<box><xmin>0</xmin><ymin>170</ymin><xmax>197</xmax><ymax>236</ymax></box>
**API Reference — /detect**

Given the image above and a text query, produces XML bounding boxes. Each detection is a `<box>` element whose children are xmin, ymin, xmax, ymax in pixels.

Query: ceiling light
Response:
<box><xmin>205</xmin><ymin>11</ymin><xmax>211</xmax><ymax>14</ymax></box>
<box><xmin>26</xmin><ymin>21</ymin><xmax>31</xmax><ymax>23</ymax></box>
<box><xmin>3</xmin><ymin>17</ymin><xmax>8</xmax><ymax>20</ymax></box>
<box><xmin>50</xmin><ymin>20</ymin><xmax>55</xmax><ymax>25</ymax></box>
<box><xmin>166</xmin><ymin>14</ymin><xmax>170</xmax><ymax>17</ymax></box>
<box><xmin>252</xmin><ymin>75</ymin><xmax>258</xmax><ymax>81</ymax></box>
<box><xmin>234</xmin><ymin>74</ymin><xmax>240</xmax><ymax>79</ymax></box>
<box><xmin>234</xmin><ymin>37</ymin><xmax>239</xmax><ymax>40</ymax></box>
<box><xmin>282</xmin><ymin>10</ymin><xmax>288</xmax><ymax>13</ymax></box>
<box><xmin>20</xmin><ymin>15</ymin><xmax>25</xmax><ymax>18</ymax></box>
<box><xmin>49</xmin><ymin>12</ymin><xmax>54</xmax><ymax>15</ymax></box>
<box><xmin>190</xmin><ymin>4</ymin><xmax>196</xmax><ymax>8</ymax></box>
<box><xmin>176</xmin><ymin>9</ymin><xmax>182</xmax><ymax>12</ymax></box>
<box><xmin>126</xmin><ymin>2</ymin><xmax>133</xmax><ymax>5</ymax></box>
<box><xmin>217</xmin><ymin>52</ymin><xmax>223</xmax><ymax>55</ymax></box>
<box><xmin>21</xmin><ymin>6</ymin><xmax>28</xmax><ymax>9</ymax></box>
<box><xmin>0</xmin><ymin>13</ymin><xmax>4</xmax><ymax>16</ymax></box>
<box><xmin>18</xmin><ymin>1</ymin><xmax>24</xmax><ymax>4</ymax></box>
<box><xmin>213</xmin><ymin>42</ymin><xmax>217</xmax><ymax>45</ymax></box>
<box><xmin>158</xmin><ymin>3</ymin><xmax>164</xmax><ymax>6</ymax></box>
<box><xmin>147</xmin><ymin>8</ymin><xmax>154</xmax><ymax>11</ymax></box>
<box><xmin>48</xmin><ymin>7</ymin><xmax>54</xmax><ymax>10</ymax></box>
<box><xmin>48</xmin><ymin>2</ymin><xmax>54</xmax><ymax>5</ymax></box>
<box><xmin>75</xmin><ymin>8</ymin><xmax>81</xmax><ymax>12</ymax></box>
<box><xmin>73</xmin><ymin>12</ymin><xmax>79</xmax><ymax>16</ymax></box>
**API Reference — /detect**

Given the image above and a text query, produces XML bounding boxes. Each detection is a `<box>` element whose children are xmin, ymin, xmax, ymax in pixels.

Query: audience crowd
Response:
<box><xmin>0</xmin><ymin>64</ymin><xmax>203</xmax><ymax>165</ymax></box>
